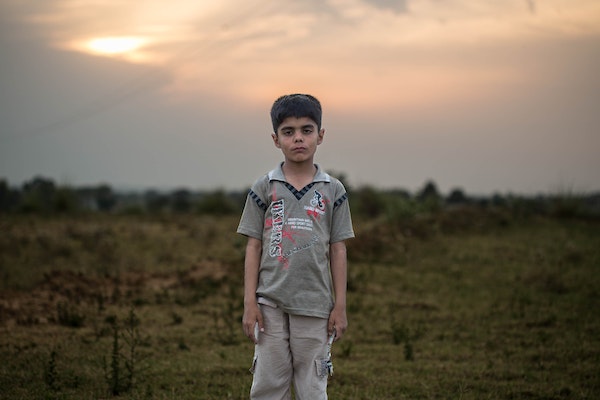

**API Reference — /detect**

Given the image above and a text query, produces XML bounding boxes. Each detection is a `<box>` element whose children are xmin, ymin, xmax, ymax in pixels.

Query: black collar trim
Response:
<box><xmin>284</xmin><ymin>182</ymin><xmax>315</xmax><ymax>200</ymax></box>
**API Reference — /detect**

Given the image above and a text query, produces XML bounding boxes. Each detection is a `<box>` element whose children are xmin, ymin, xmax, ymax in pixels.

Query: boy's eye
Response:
<box><xmin>280</xmin><ymin>127</ymin><xmax>314</xmax><ymax>136</ymax></box>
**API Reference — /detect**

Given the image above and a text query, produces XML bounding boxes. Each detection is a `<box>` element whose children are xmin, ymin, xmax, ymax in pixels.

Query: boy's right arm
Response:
<box><xmin>242</xmin><ymin>237</ymin><xmax>264</xmax><ymax>344</ymax></box>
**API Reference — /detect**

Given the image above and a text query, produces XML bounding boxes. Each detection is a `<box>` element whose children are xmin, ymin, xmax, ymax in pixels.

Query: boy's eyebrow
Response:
<box><xmin>280</xmin><ymin>123</ymin><xmax>316</xmax><ymax>131</ymax></box>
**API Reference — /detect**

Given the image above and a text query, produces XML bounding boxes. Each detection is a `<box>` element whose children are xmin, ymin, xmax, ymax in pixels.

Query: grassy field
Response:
<box><xmin>1</xmin><ymin>211</ymin><xmax>599</xmax><ymax>399</ymax></box>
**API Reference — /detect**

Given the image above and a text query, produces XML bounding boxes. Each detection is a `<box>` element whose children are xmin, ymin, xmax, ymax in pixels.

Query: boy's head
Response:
<box><xmin>270</xmin><ymin>94</ymin><xmax>322</xmax><ymax>133</ymax></box>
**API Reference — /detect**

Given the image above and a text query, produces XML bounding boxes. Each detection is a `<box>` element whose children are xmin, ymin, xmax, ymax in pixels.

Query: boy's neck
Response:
<box><xmin>282</xmin><ymin>159</ymin><xmax>316</xmax><ymax>175</ymax></box>
<box><xmin>281</xmin><ymin>160</ymin><xmax>317</xmax><ymax>188</ymax></box>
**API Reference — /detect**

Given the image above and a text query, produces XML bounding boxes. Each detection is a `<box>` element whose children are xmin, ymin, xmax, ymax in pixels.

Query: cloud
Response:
<box><xmin>5</xmin><ymin>0</ymin><xmax>600</xmax><ymax>115</ymax></box>
<box><xmin>2</xmin><ymin>0</ymin><xmax>599</xmax><ymax>193</ymax></box>
<box><xmin>363</xmin><ymin>0</ymin><xmax>409</xmax><ymax>13</ymax></box>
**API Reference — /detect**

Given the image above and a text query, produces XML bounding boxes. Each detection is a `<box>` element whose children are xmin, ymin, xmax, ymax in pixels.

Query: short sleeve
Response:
<box><xmin>330</xmin><ymin>180</ymin><xmax>355</xmax><ymax>243</ymax></box>
<box><xmin>237</xmin><ymin>176</ymin><xmax>269</xmax><ymax>240</ymax></box>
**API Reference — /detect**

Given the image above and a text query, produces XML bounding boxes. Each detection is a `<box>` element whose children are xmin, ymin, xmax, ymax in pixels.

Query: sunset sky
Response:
<box><xmin>1</xmin><ymin>0</ymin><xmax>599</xmax><ymax>195</ymax></box>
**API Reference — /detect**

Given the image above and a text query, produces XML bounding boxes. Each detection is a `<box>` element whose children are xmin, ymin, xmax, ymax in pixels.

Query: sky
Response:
<box><xmin>1</xmin><ymin>0</ymin><xmax>599</xmax><ymax>195</ymax></box>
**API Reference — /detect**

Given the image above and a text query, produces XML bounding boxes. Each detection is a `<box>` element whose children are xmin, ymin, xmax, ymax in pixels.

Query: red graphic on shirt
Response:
<box><xmin>267</xmin><ymin>187</ymin><xmax>292</xmax><ymax>269</ymax></box>
<box><xmin>278</xmin><ymin>255</ymin><xmax>289</xmax><ymax>269</ymax></box>
<box><xmin>306</xmin><ymin>208</ymin><xmax>320</xmax><ymax>218</ymax></box>
<box><xmin>282</xmin><ymin>230</ymin><xmax>295</xmax><ymax>243</ymax></box>
<box><xmin>305</xmin><ymin>190</ymin><xmax>329</xmax><ymax>220</ymax></box>
<box><xmin>266</xmin><ymin>187</ymin><xmax>322</xmax><ymax>270</ymax></box>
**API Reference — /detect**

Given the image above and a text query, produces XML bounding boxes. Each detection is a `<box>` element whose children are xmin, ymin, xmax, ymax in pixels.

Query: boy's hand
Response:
<box><xmin>242</xmin><ymin>302</ymin><xmax>264</xmax><ymax>344</ymax></box>
<box><xmin>328</xmin><ymin>305</ymin><xmax>347</xmax><ymax>341</ymax></box>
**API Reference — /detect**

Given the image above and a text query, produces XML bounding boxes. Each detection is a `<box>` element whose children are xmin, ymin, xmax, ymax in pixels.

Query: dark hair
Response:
<box><xmin>270</xmin><ymin>94</ymin><xmax>322</xmax><ymax>133</ymax></box>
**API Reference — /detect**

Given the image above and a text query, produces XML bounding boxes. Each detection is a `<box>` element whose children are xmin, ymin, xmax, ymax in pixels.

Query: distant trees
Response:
<box><xmin>0</xmin><ymin>177</ymin><xmax>121</xmax><ymax>214</ymax></box>
<box><xmin>354</xmin><ymin>186</ymin><xmax>387</xmax><ymax>218</ymax></box>
<box><xmin>446</xmin><ymin>188</ymin><xmax>468</xmax><ymax>205</ymax></box>
<box><xmin>95</xmin><ymin>185</ymin><xmax>118</xmax><ymax>212</ymax></box>
<box><xmin>20</xmin><ymin>176</ymin><xmax>58</xmax><ymax>213</ymax></box>
<box><xmin>416</xmin><ymin>180</ymin><xmax>440</xmax><ymax>202</ymax></box>
<box><xmin>0</xmin><ymin>177</ymin><xmax>245</xmax><ymax>215</ymax></box>
<box><xmin>171</xmin><ymin>189</ymin><xmax>192</xmax><ymax>213</ymax></box>
<box><xmin>0</xmin><ymin>176</ymin><xmax>80</xmax><ymax>213</ymax></box>
<box><xmin>1</xmin><ymin>176</ymin><xmax>598</xmax><ymax>219</ymax></box>
<box><xmin>348</xmin><ymin>180</ymin><xmax>599</xmax><ymax>221</ymax></box>
<box><xmin>0</xmin><ymin>179</ymin><xmax>20</xmax><ymax>211</ymax></box>
<box><xmin>196</xmin><ymin>189</ymin><xmax>238</xmax><ymax>215</ymax></box>
<box><xmin>144</xmin><ymin>190</ymin><xmax>170</xmax><ymax>213</ymax></box>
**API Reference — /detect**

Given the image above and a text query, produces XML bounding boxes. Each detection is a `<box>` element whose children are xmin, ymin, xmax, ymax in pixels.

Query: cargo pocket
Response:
<box><xmin>315</xmin><ymin>357</ymin><xmax>333</xmax><ymax>378</ymax></box>
<box><xmin>249</xmin><ymin>354</ymin><xmax>258</xmax><ymax>374</ymax></box>
<box><xmin>315</xmin><ymin>330</ymin><xmax>336</xmax><ymax>378</ymax></box>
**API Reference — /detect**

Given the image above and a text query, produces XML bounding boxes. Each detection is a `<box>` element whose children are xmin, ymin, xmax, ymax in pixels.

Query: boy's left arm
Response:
<box><xmin>328</xmin><ymin>240</ymin><xmax>348</xmax><ymax>341</ymax></box>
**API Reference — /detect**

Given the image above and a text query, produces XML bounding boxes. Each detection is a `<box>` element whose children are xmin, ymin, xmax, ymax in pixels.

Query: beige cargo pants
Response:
<box><xmin>250</xmin><ymin>303</ymin><xmax>331</xmax><ymax>400</ymax></box>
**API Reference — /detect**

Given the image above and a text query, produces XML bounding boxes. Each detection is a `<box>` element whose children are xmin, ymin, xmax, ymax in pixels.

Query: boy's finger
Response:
<box><xmin>334</xmin><ymin>326</ymin><xmax>343</xmax><ymax>341</ymax></box>
<box><xmin>251</xmin><ymin>323</ymin><xmax>261</xmax><ymax>344</ymax></box>
<box><xmin>328</xmin><ymin>322</ymin><xmax>335</xmax><ymax>337</ymax></box>
<box><xmin>257</xmin><ymin>314</ymin><xmax>265</xmax><ymax>333</ymax></box>
<box><xmin>244</xmin><ymin>326</ymin><xmax>253</xmax><ymax>341</ymax></box>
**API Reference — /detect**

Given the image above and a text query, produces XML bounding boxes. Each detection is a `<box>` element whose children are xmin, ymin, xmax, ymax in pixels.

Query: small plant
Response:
<box><xmin>178</xmin><ymin>338</ymin><xmax>191</xmax><ymax>351</ymax></box>
<box><xmin>404</xmin><ymin>340</ymin><xmax>414</xmax><ymax>361</ymax></box>
<box><xmin>95</xmin><ymin>292</ymin><xmax>106</xmax><ymax>312</ymax></box>
<box><xmin>171</xmin><ymin>312</ymin><xmax>183</xmax><ymax>325</ymax></box>
<box><xmin>391</xmin><ymin>318</ymin><xmax>421</xmax><ymax>361</ymax></box>
<box><xmin>44</xmin><ymin>349</ymin><xmax>60</xmax><ymax>391</ymax></box>
<box><xmin>103</xmin><ymin>319</ymin><xmax>122</xmax><ymax>396</ymax></box>
<box><xmin>56</xmin><ymin>301</ymin><xmax>85</xmax><ymax>328</ymax></box>
<box><xmin>102</xmin><ymin>308</ymin><xmax>147</xmax><ymax>396</ymax></box>
<box><xmin>122</xmin><ymin>308</ymin><xmax>143</xmax><ymax>391</ymax></box>
<box><xmin>391</xmin><ymin>321</ymin><xmax>409</xmax><ymax>345</ymax></box>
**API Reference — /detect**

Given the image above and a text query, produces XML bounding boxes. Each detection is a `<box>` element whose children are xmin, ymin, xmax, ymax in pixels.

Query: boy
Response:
<box><xmin>237</xmin><ymin>94</ymin><xmax>354</xmax><ymax>399</ymax></box>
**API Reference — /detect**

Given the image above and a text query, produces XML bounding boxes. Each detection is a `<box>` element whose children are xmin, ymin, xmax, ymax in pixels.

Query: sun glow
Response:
<box><xmin>86</xmin><ymin>37</ymin><xmax>146</xmax><ymax>55</ymax></box>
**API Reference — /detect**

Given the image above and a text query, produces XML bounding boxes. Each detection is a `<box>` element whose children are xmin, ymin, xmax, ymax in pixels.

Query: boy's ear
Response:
<box><xmin>318</xmin><ymin>128</ymin><xmax>325</xmax><ymax>145</ymax></box>
<box><xmin>272</xmin><ymin>132</ymin><xmax>281</xmax><ymax>148</ymax></box>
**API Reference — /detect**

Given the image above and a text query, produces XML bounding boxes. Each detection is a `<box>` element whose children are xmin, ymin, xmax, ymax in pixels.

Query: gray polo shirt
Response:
<box><xmin>237</xmin><ymin>163</ymin><xmax>355</xmax><ymax>318</ymax></box>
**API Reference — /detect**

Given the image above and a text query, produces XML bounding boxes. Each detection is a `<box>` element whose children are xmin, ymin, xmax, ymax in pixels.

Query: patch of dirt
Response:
<box><xmin>0</xmin><ymin>260</ymin><xmax>232</xmax><ymax>327</ymax></box>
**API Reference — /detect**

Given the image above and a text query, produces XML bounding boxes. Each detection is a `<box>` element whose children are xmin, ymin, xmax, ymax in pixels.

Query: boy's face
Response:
<box><xmin>272</xmin><ymin>116</ymin><xmax>324</xmax><ymax>164</ymax></box>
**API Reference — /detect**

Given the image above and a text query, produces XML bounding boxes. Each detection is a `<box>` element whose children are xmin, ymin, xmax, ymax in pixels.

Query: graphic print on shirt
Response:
<box><xmin>265</xmin><ymin>186</ymin><xmax>329</xmax><ymax>269</ymax></box>
<box><xmin>268</xmin><ymin>198</ymin><xmax>284</xmax><ymax>258</ymax></box>
<box><xmin>266</xmin><ymin>187</ymin><xmax>292</xmax><ymax>268</ymax></box>
<box><xmin>305</xmin><ymin>190</ymin><xmax>329</xmax><ymax>219</ymax></box>
<box><xmin>311</xmin><ymin>190</ymin><xmax>324</xmax><ymax>209</ymax></box>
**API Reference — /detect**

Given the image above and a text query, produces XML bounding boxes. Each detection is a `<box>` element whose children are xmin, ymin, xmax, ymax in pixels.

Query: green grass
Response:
<box><xmin>1</xmin><ymin>213</ymin><xmax>599</xmax><ymax>399</ymax></box>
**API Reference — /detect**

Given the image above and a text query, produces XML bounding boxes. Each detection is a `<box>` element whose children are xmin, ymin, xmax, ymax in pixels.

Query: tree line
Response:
<box><xmin>0</xmin><ymin>176</ymin><xmax>243</xmax><ymax>215</ymax></box>
<box><xmin>1</xmin><ymin>175</ymin><xmax>599</xmax><ymax>219</ymax></box>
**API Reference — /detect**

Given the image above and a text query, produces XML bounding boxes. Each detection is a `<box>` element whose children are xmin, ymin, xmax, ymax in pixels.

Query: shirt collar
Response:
<box><xmin>268</xmin><ymin>162</ymin><xmax>331</xmax><ymax>183</ymax></box>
